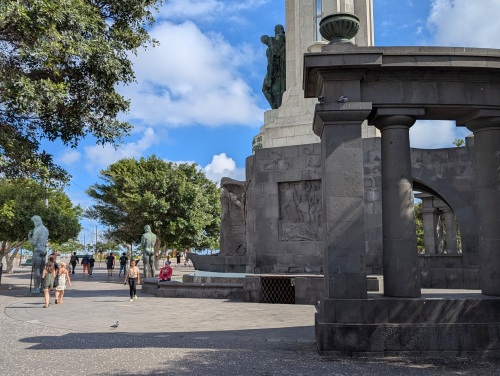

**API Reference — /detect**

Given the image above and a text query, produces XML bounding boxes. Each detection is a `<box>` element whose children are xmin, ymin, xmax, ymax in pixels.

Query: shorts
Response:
<box><xmin>107</xmin><ymin>264</ymin><xmax>113</xmax><ymax>270</ymax></box>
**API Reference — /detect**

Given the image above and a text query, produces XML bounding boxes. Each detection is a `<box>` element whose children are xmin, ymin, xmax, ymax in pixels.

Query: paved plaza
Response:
<box><xmin>0</xmin><ymin>264</ymin><xmax>498</xmax><ymax>375</ymax></box>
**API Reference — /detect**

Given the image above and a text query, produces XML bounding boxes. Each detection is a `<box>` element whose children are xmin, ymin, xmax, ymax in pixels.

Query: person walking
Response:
<box><xmin>106</xmin><ymin>252</ymin><xmax>115</xmax><ymax>276</ymax></box>
<box><xmin>118</xmin><ymin>252</ymin><xmax>128</xmax><ymax>277</ymax></box>
<box><xmin>81</xmin><ymin>254</ymin><xmax>90</xmax><ymax>275</ymax></box>
<box><xmin>88</xmin><ymin>255</ymin><xmax>95</xmax><ymax>275</ymax></box>
<box><xmin>55</xmin><ymin>262</ymin><xmax>72</xmax><ymax>304</ymax></box>
<box><xmin>41</xmin><ymin>262</ymin><xmax>56</xmax><ymax>308</ymax></box>
<box><xmin>124</xmin><ymin>260</ymin><xmax>140</xmax><ymax>301</ymax></box>
<box><xmin>70</xmin><ymin>252</ymin><xmax>79</xmax><ymax>274</ymax></box>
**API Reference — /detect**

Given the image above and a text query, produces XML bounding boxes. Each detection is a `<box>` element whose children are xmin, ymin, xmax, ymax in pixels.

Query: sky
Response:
<box><xmin>45</xmin><ymin>0</ymin><xmax>500</xmax><ymax>243</ymax></box>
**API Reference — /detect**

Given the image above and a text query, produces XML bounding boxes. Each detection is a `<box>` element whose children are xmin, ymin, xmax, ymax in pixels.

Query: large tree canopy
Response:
<box><xmin>0</xmin><ymin>178</ymin><xmax>82</xmax><ymax>272</ymax></box>
<box><xmin>86</xmin><ymin>155</ymin><xmax>221</xmax><ymax>252</ymax></box>
<box><xmin>0</xmin><ymin>0</ymin><xmax>164</xmax><ymax>182</ymax></box>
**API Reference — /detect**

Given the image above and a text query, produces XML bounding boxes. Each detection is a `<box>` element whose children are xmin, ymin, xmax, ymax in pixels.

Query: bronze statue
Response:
<box><xmin>28</xmin><ymin>215</ymin><xmax>49</xmax><ymax>293</ymax></box>
<box><xmin>141</xmin><ymin>225</ymin><xmax>157</xmax><ymax>278</ymax></box>
<box><xmin>261</xmin><ymin>24</ymin><xmax>286</xmax><ymax>109</ymax></box>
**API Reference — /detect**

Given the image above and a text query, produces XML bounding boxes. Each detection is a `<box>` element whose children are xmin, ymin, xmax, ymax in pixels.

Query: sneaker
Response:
<box><xmin>134</xmin><ymin>296</ymin><xmax>137</xmax><ymax>300</ymax></box>
<box><xmin>129</xmin><ymin>299</ymin><xmax>133</xmax><ymax>302</ymax></box>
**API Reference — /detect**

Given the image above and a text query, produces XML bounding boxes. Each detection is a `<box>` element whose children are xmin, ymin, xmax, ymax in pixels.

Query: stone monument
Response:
<box><xmin>304</xmin><ymin>7</ymin><xmax>500</xmax><ymax>355</ymax></box>
<box><xmin>252</xmin><ymin>0</ymin><xmax>375</xmax><ymax>152</ymax></box>
<box><xmin>28</xmin><ymin>215</ymin><xmax>49</xmax><ymax>293</ymax></box>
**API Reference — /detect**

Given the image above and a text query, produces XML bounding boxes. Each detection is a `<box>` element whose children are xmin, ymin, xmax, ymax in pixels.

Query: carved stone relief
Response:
<box><xmin>278</xmin><ymin>180</ymin><xmax>323</xmax><ymax>241</ymax></box>
<box><xmin>220</xmin><ymin>177</ymin><xmax>247</xmax><ymax>255</ymax></box>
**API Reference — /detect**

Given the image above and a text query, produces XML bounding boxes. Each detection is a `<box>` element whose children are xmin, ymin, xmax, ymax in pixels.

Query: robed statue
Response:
<box><xmin>28</xmin><ymin>215</ymin><xmax>49</xmax><ymax>293</ymax></box>
<box><xmin>261</xmin><ymin>24</ymin><xmax>286</xmax><ymax>109</ymax></box>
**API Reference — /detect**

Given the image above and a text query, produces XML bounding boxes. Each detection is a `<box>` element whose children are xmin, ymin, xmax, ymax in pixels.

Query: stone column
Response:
<box><xmin>467</xmin><ymin>117</ymin><xmax>500</xmax><ymax>296</ymax></box>
<box><xmin>373</xmin><ymin>113</ymin><xmax>421</xmax><ymax>298</ymax></box>
<box><xmin>442</xmin><ymin>206</ymin><xmax>458</xmax><ymax>254</ymax></box>
<box><xmin>315</xmin><ymin>103</ymin><xmax>372</xmax><ymax>299</ymax></box>
<box><xmin>415</xmin><ymin>193</ymin><xmax>440</xmax><ymax>254</ymax></box>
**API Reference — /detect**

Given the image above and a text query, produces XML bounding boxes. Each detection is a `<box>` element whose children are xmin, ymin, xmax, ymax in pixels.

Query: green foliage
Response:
<box><xmin>0</xmin><ymin>178</ymin><xmax>83</xmax><ymax>255</ymax></box>
<box><xmin>414</xmin><ymin>201</ymin><xmax>425</xmax><ymax>253</ymax></box>
<box><xmin>52</xmin><ymin>238</ymin><xmax>84</xmax><ymax>255</ymax></box>
<box><xmin>452</xmin><ymin>139</ymin><xmax>465</xmax><ymax>147</ymax></box>
<box><xmin>86</xmin><ymin>155</ymin><xmax>221</xmax><ymax>251</ymax></box>
<box><xmin>0</xmin><ymin>0</ymin><xmax>164</xmax><ymax>182</ymax></box>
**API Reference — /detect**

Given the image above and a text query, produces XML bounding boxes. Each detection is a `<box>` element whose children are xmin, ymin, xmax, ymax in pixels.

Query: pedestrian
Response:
<box><xmin>55</xmin><ymin>262</ymin><xmax>72</xmax><ymax>304</ymax></box>
<box><xmin>176</xmin><ymin>252</ymin><xmax>181</xmax><ymax>266</ymax></box>
<box><xmin>124</xmin><ymin>260</ymin><xmax>140</xmax><ymax>301</ymax></box>
<box><xmin>82</xmin><ymin>254</ymin><xmax>90</xmax><ymax>275</ymax></box>
<box><xmin>41</xmin><ymin>262</ymin><xmax>56</xmax><ymax>308</ymax></box>
<box><xmin>88</xmin><ymin>254</ymin><xmax>95</xmax><ymax>275</ymax></box>
<box><xmin>157</xmin><ymin>261</ymin><xmax>172</xmax><ymax>289</ymax></box>
<box><xmin>70</xmin><ymin>252</ymin><xmax>79</xmax><ymax>274</ymax></box>
<box><xmin>118</xmin><ymin>252</ymin><xmax>128</xmax><ymax>277</ymax></box>
<box><xmin>106</xmin><ymin>252</ymin><xmax>115</xmax><ymax>276</ymax></box>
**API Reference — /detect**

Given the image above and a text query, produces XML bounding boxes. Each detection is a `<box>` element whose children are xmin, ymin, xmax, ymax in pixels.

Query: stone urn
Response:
<box><xmin>319</xmin><ymin>13</ymin><xmax>360</xmax><ymax>44</ymax></box>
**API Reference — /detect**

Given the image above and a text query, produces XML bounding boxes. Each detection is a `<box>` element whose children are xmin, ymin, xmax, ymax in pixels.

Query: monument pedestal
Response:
<box><xmin>316</xmin><ymin>292</ymin><xmax>500</xmax><ymax>357</ymax></box>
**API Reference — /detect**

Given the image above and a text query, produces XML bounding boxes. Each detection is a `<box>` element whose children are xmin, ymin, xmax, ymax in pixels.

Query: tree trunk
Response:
<box><xmin>154</xmin><ymin>230</ymin><xmax>162</xmax><ymax>270</ymax></box>
<box><xmin>1</xmin><ymin>240</ymin><xmax>22</xmax><ymax>274</ymax></box>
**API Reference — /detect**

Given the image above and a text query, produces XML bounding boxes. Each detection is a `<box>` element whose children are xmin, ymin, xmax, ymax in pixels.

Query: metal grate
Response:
<box><xmin>260</xmin><ymin>277</ymin><xmax>295</xmax><ymax>304</ymax></box>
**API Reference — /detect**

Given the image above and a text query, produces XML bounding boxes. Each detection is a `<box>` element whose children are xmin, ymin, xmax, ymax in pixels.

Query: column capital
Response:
<box><xmin>313</xmin><ymin>102</ymin><xmax>372</xmax><ymax>137</ymax></box>
<box><xmin>370</xmin><ymin>108</ymin><xmax>425</xmax><ymax>130</ymax></box>
<box><xmin>466</xmin><ymin>116</ymin><xmax>500</xmax><ymax>133</ymax></box>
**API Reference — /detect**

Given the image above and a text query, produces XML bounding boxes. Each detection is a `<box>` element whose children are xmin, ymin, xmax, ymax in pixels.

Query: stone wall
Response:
<box><xmin>245</xmin><ymin>136</ymin><xmax>479</xmax><ymax>286</ymax></box>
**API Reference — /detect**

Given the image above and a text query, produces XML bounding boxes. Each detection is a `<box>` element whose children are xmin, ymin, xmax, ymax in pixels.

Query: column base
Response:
<box><xmin>315</xmin><ymin>294</ymin><xmax>500</xmax><ymax>357</ymax></box>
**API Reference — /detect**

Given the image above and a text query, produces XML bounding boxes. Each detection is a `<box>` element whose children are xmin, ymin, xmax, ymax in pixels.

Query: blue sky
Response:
<box><xmin>45</xmin><ymin>0</ymin><xmax>500</xmax><ymax>242</ymax></box>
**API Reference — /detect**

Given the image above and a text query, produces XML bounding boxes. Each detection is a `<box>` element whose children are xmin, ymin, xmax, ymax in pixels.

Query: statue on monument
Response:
<box><xmin>220</xmin><ymin>178</ymin><xmax>247</xmax><ymax>255</ymax></box>
<box><xmin>261</xmin><ymin>24</ymin><xmax>286</xmax><ymax>109</ymax></box>
<box><xmin>141</xmin><ymin>225</ymin><xmax>157</xmax><ymax>278</ymax></box>
<box><xmin>28</xmin><ymin>215</ymin><xmax>49</xmax><ymax>293</ymax></box>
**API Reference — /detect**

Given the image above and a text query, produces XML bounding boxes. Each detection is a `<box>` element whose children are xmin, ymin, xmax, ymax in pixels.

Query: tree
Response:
<box><xmin>86</xmin><ymin>156</ymin><xmax>221</xmax><ymax>263</ymax></box>
<box><xmin>453</xmin><ymin>139</ymin><xmax>465</xmax><ymax>147</ymax></box>
<box><xmin>0</xmin><ymin>0</ymin><xmax>164</xmax><ymax>182</ymax></box>
<box><xmin>0</xmin><ymin>178</ymin><xmax>82</xmax><ymax>272</ymax></box>
<box><xmin>413</xmin><ymin>201</ymin><xmax>425</xmax><ymax>253</ymax></box>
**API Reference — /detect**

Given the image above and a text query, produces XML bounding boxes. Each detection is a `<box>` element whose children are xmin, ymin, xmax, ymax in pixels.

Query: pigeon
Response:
<box><xmin>110</xmin><ymin>321</ymin><xmax>119</xmax><ymax>329</ymax></box>
<box><xmin>337</xmin><ymin>95</ymin><xmax>349</xmax><ymax>103</ymax></box>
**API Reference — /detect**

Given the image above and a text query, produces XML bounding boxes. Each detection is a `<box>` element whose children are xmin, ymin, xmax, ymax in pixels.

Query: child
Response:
<box><xmin>157</xmin><ymin>261</ymin><xmax>173</xmax><ymax>288</ymax></box>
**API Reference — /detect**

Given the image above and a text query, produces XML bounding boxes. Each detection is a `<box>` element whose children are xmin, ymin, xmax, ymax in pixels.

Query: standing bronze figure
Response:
<box><xmin>261</xmin><ymin>24</ymin><xmax>286</xmax><ymax>109</ymax></box>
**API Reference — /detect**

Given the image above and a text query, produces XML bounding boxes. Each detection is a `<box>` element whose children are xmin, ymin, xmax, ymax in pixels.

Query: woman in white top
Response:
<box><xmin>124</xmin><ymin>260</ymin><xmax>141</xmax><ymax>301</ymax></box>
<box><xmin>55</xmin><ymin>262</ymin><xmax>72</xmax><ymax>304</ymax></box>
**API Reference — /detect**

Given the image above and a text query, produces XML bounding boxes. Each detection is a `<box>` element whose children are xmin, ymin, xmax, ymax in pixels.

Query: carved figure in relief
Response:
<box><xmin>280</xmin><ymin>183</ymin><xmax>299</xmax><ymax>222</ymax></box>
<box><xmin>220</xmin><ymin>178</ymin><xmax>247</xmax><ymax>255</ymax></box>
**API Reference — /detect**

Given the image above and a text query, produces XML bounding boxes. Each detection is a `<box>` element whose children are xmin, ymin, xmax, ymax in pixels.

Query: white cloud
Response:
<box><xmin>159</xmin><ymin>0</ymin><xmax>269</xmax><ymax>20</ymax></box>
<box><xmin>410</xmin><ymin>120</ymin><xmax>470</xmax><ymax>149</ymax></box>
<box><xmin>428</xmin><ymin>0</ymin><xmax>500</xmax><ymax>48</ymax></box>
<box><xmin>120</xmin><ymin>21</ymin><xmax>264</xmax><ymax>128</ymax></box>
<box><xmin>203</xmin><ymin>153</ymin><xmax>245</xmax><ymax>183</ymax></box>
<box><xmin>57</xmin><ymin>150</ymin><xmax>81</xmax><ymax>165</ymax></box>
<box><xmin>84</xmin><ymin>127</ymin><xmax>158</xmax><ymax>169</ymax></box>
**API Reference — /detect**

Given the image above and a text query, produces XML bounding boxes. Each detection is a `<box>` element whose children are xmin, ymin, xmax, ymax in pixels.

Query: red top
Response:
<box><xmin>158</xmin><ymin>266</ymin><xmax>172</xmax><ymax>281</ymax></box>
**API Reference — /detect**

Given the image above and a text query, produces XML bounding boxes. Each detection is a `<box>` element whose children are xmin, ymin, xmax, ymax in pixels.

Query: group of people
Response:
<box><xmin>41</xmin><ymin>256</ymin><xmax>72</xmax><ymax>308</ymax></box>
<box><xmin>29</xmin><ymin>216</ymin><xmax>177</xmax><ymax>306</ymax></box>
<box><xmin>69</xmin><ymin>252</ymin><xmax>96</xmax><ymax>275</ymax></box>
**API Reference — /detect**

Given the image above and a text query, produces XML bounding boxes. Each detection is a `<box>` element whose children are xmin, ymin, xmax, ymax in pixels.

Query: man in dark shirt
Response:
<box><xmin>106</xmin><ymin>252</ymin><xmax>115</xmax><ymax>277</ymax></box>
<box><xmin>70</xmin><ymin>252</ymin><xmax>79</xmax><ymax>274</ymax></box>
<box><xmin>118</xmin><ymin>252</ymin><xmax>128</xmax><ymax>277</ymax></box>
